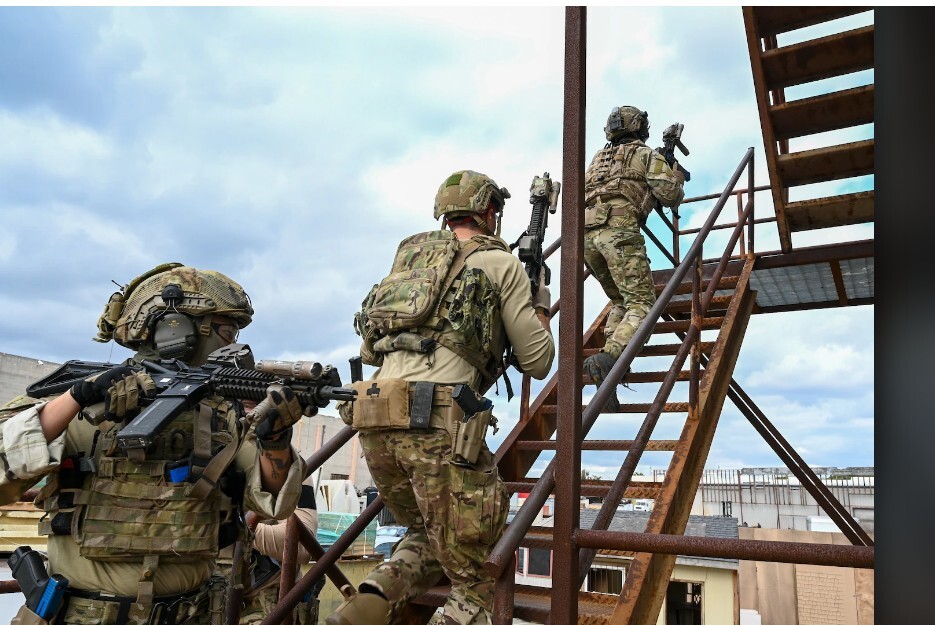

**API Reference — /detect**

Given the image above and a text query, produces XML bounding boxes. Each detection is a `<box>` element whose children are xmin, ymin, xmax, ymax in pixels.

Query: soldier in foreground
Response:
<box><xmin>327</xmin><ymin>171</ymin><xmax>555</xmax><ymax>625</ymax></box>
<box><xmin>0</xmin><ymin>263</ymin><xmax>307</xmax><ymax>625</ymax></box>
<box><xmin>582</xmin><ymin>105</ymin><xmax>685</xmax><ymax>410</ymax></box>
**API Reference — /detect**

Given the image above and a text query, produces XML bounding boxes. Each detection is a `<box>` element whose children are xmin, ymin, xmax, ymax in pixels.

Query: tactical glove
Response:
<box><xmin>255</xmin><ymin>386</ymin><xmax>304</xmax><ymax>450</ymax></box>
<box><xmin>70</xmin><ymin>366</ymin><xmax>157</xmax><ymax>422</ymax></box>
<box><xmin>532</xmin><ymin>273</ymin><xmax>552</xmax><ymax>316</ymax></box>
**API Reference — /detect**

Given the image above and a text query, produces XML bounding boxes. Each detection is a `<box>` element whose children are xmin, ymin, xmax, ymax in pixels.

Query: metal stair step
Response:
<box><xmin>655</xmin><ymin>275</ymin><xmax>739</xmax><ymax>296</ymax></box>
<box><xmin>581</xmin><ymin>370</ymin><xmax>691</xmax><ymax>386</ymax></box>
<box><xmin>752</xmin><ymin>6</ymin><xmax>872</xmax><ymax>37</ymax></box>
<box><xmin>583</xmin><ymin>342</ymin><xmax>715</xmax><ymax>358</ymax></box>
<box><xmin>776</xmin><ymin>139</ymin><xmax>874</xmax><ymax>187</ymax></box>
<box><xmin>665</xmin><ymin>294</ymin><xmax>733</xmax><ymax>314</ymax></box>
<box><xmin>539</xmin><ymin>402</ymin><xmax>689</xmax><ymax>415</ymax></box>
<box><xmin>760</xmin><ymin>24</ymin><xmax>874</xmax><ymax>90</ymax></box>
<box><xmin>515</xmin><ymin>439</ymin><xmax>679</xmax><ymax>452</ymax></box>
<box><xmin>507</xmin><ymin>479</ymin><xmax>662</xmax><ymax>500</ymax></box>
<box><xmin>786</xmin><ymin>190</ymin><xmax>874</xmax><ymax>232</ymax></box>
<box><xmin>653</xmin><ymin>317</ymin><xmax>724</xmax><ymax>334</ymax></box>
<box><xmin>770</xmin><ymin>84</ymin><xmax>874</xmax><ymax>140</ymax></box>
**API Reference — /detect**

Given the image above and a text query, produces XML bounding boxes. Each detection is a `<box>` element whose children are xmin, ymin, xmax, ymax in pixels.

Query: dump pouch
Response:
<box><xmin>349</xmin><ymin>379</ymin><xmax>411</xmax><ymax>429</ymax></box>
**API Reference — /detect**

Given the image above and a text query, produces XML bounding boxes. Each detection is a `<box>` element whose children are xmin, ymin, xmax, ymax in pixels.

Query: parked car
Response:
<box><xmin>374</xmin><ymin>525</ymin><xmax>406</xmax><ymax>559</ymax></box>
<box><xmin>375</xmin><ymin>525</ymin><xmax>406</xmax><ymax>551</ymax></box>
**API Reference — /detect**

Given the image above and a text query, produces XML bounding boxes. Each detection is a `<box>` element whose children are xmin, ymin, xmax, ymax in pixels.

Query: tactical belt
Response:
<box><xmin>406</xmin><ymin>382</ymin><xmax>461</xmax><ymax>430</ymax></box>
<box><xmin>61</xmin><ymin>584</ymin><xmax>204</xmax><ymax>625</ymax></box>
<box><xmin>591</xmin><ymin>196</ymin><xmax>633</xmax><ymax>217</ymax></box>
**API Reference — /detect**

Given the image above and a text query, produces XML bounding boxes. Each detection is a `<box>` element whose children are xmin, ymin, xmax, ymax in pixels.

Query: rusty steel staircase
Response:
<box><xmin>250</xmin><ymin>7</ymin><xmax>874</xmax><ymax>625</ymax></box>
<box><xmin>743</xmin><ymin>7</ymin><xmax>875</xmax><ymax>252</ymax></box>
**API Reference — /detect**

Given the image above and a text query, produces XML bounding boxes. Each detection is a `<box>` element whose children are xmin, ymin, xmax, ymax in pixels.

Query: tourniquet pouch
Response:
<box><xmin>11</xmin><ymin>605</ymin><xmax>48</xmax><ymax>625</ymax></box>
<box><xmin>452</xmin><ymin>405</ymin><xmax>493</xmax><ymax>466</ymax></box>
<box><xmin>73</xmin><ymin>456</ymin><xmax>220</xmax><ymax>560</ymax></box>
<box><xmin>349</xmin><ymin>379</ymin><xmax>410</xmax><ymax>429</ymax></box>
<box><xmin>448</xmin><ymin>463</ymin><xmax>507</xmax><ymax>546</ymax></box>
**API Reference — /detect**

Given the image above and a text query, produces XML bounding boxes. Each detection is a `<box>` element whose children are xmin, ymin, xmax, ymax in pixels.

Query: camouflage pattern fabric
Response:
<box><xmin>584</xmin><ymin>210</ymin><xmax>657</xmax><ymax>359</ymax></box>
<box><xmin>357</xmin><ymin>420</ymin><xmax>508</xmax><ymax>625</ymax></box>
<box><xmin>446</xmin><ymin>268</ymin><xmax>500</xmax><ymax>357</ymax></box>
<box><xmin>49</xmin><ymin>587</ymin><xmax>221</xmax><ymax>625</ymax></box>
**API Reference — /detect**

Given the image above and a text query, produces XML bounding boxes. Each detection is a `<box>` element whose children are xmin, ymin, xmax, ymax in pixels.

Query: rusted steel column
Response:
<box><xmin>748</xmin><ymin>156</ymin><xmax>755</xmax><ymax>255</ymax></box>
<box><xmin>737</xmin><ymin>192</ymin><xmax>746</xmax><ymax>256</ymax></box>
<box><xmin>260</xmin><ymin>497</ymin><xmax>382</xmax><ymax>625</ymax></box>
<box><xmin>552</xmin><ymin>7</ymin><xmax>586</xmax><ymax>625</ymax></box>
<box><xmin>576</xmin><ymin>530</ymin><xmax>874</xmax><ymax>569</ymax></box>
<box><xmin>492</xmin><ymin>555</ymin><xmax>516</xmax><ymax>625</ymax></box>
<box><xmin>278</xmin><ymin>515</ymin><xmax>300</xmax><ymax>625</ymax></box>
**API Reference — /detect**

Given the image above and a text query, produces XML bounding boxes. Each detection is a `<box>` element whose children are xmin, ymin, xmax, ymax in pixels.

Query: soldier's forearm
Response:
<box><xmin>38</xmin><ymin>393</ymin><xmax>80</xmax><ymax>442</ymax></box>
<box><xmin>259</xmin><ymin>447</ymin><xmax>293</xmax><ymax>494</ymax></box>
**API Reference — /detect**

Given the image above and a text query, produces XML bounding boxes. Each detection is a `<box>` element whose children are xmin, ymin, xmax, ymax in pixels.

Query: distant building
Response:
<box><xmin>683</xmin><ymin>467</ymin><xmax>874</xmax><ymax>534</ymax></box>
<box><xmin>0</xmin><ymin>352</ymin><xmax>61</xmax><ymax>406</ymax></box>
<box><xmin>516</xmin><ymin>509</ymin><xmax>740</xmax><ymax>625</ymax></box>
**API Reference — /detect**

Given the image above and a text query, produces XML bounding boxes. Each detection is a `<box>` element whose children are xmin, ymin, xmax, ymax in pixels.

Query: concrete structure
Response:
<box><xmin>0</xmin><ymin>352</ymin><xmax>60</xmax><ymax>406</ymax></box>
<box><xmin>739</xmin><ymin>526</ymin><xmax>873</xmax><ymax>625</ymax></box>
<box><xmin>681</xmin><ymin>468</ymin><xmax>874</xmax><ymax>534</ymax></box>
<box><xmin>293</xmin><ymin>412</ymin><xmax>373</xmax><ymax>493</ymax></box>
<box><xmin>517</xmin><ymin>510</ymin><xmax>740</xmax><ymax>625</ymax></box>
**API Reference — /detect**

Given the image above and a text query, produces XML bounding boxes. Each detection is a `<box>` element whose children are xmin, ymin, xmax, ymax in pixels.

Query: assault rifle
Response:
<box><xmin>26</xmin><ymin>344</ymin><xmax>356</xmax><ymax>452</ymax></box>
<box><xmin>511</xmin><ymin>172</ymin><xmax>561</xmax><ymax>295</ymax></box>
<box><xmin>658</xmin><ymin>123</ymin><xmax>691</xmax><ymax>182</ymax></box>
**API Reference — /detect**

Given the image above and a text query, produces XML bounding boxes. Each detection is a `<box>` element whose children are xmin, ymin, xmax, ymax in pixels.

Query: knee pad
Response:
<box><xmin>324</xmin><ymin>591</ymin><xmax>390</xmax><ymax>625</ymax></box>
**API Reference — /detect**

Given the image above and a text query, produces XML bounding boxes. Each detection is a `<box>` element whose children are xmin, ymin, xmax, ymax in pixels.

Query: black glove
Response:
<box><xmin>255</xmin><ymin>386</ymin><xmax>304</xmax><ymax>450</ymax></box>
<box><xmin>70</xmin><ymin>366</ymin><xmax>157</xmax><ymax>422</ymax></box>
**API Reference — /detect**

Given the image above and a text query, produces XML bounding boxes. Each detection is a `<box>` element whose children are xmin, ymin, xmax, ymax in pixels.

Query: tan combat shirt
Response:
<box><xmin>375</xmin><ymin>246</ymin><xmax>555</xmax><ymax>388</ymax></box>
<box><xmin>0</xmin><ymin>398</ymin><xmax>306</xmax><ymax>597</ymax></box>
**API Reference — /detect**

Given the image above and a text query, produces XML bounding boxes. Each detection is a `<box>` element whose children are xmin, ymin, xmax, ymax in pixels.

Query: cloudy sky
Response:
<box><xmin>0</xmin><ymin>7</ymin><xmax>874</xmax><ymax>477</ymax></box>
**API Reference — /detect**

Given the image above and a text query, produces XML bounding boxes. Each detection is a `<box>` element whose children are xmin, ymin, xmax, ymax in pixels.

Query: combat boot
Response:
<box><xmin>325</xmin><ymin>592</ymin><xmax>390</xmax><ymax>625</ymax></box>
<box><xmin>583</xmin><ymin>351</ymin><xmax>623</xmax><ymax>412</ymax></box>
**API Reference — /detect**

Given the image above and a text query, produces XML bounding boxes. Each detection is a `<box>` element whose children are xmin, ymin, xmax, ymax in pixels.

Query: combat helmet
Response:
<box><xmin>604</xmin><ymin>105</ymin><xmax>650</xmax><ymax>143</ymax></box>
<box><xmin>94</xmin><ymin>262</ymin><xmax>254</xmax><ymax>362</ymax></box>
<box><xmin>433</xmin><ymin>170</ymin><xmax>511</xmax><ymax>235</ymax></box>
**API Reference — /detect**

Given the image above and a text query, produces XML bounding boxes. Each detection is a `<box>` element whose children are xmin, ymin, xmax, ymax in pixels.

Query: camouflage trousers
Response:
<box><xmin>584</xmin><ymin>214</ymin><xmax>657</xmax><ymax>358</ymax></box>
<box><xmin>357</xmin><ymin>425</ymin><xmax>509</xmax><ymax>625</ymax></box>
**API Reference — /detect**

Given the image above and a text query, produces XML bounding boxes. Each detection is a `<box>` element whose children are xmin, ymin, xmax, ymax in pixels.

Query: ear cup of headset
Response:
<box><xmin>153</xmin><ymin>312</ymin><xmax>199</xmax><ymax>359</ymax></box>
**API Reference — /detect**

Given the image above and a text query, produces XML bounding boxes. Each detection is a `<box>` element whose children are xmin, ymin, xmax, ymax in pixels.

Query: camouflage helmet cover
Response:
<box><xmin>94</xmin><ymin>262</ymin><xmax>254</xmax><ymax>348</ymax></box>
<box><xmin>433</xmin><ymin>170</ymin><xmax>511</xmax><ymax>222</ymax></box>
<box><xmin>605</xmin><ymin>105</ymin><xmax>650</xmax><ymax>142</ymax></box>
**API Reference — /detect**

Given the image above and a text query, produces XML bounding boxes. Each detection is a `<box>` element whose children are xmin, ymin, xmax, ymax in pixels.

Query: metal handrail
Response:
<box><xmin>486</xmin><ymin>147</ymin><xmax>755</xmax><ymax>577</ymax></box>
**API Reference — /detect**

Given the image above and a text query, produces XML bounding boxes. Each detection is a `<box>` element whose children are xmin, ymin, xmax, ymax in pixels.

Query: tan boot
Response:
<box><xmin>325</xmin><ymin>592</ymin><xmax>390</xmax><ymax>625</ymax></box>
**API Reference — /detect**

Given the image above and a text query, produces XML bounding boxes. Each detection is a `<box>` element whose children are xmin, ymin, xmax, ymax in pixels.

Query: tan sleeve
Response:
<box><xmin>0</xmin><ymin>403</ymin><xmax>66</xmax><ymax>504</ymax></box>
<box><xmin>469</xmin><ymin>250</ymin><xmax>555</xmax><ymax>380</ymax></box>
<box><xmin>253</xmin><ymin>508</ymin><xmax>318</xmax><ymax>563</ymax></box>
<box><xmin>645</xmin><ymin>148</ymin><xmax>685</xmax><ymax>207</ymax></box>
<box><xmin>238</xmin><ymin>437</ymin><xmax>307</xmax><ymax>520</ymax></box>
